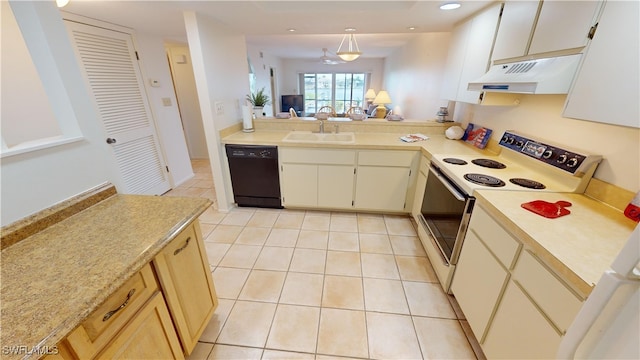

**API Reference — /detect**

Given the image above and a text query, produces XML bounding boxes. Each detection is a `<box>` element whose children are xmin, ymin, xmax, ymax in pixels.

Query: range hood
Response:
<box><xmin>468</xmin><ymin>54</ymin><xmax>582</xmax><ymax>94</ymax></box>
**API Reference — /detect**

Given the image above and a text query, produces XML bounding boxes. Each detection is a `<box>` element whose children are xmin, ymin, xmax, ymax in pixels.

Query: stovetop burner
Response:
<box><xmin>509</xmin><ymin>178</ymin><xmax>546</xmax><ymax>189</ymax></box>
<box><xmin>464</xmin><ymin>173</ymin><xmax>506</xmax><ymax>187</ymax></box>
<box><xmin>472</xmin><ymin>158</ymin><xmax>506</xmax><ymax>169</ymax></box>
<box><xmin>443</xmin><ymin>158</ymin><xmax>468</xmax><ymax>165</ymax></box>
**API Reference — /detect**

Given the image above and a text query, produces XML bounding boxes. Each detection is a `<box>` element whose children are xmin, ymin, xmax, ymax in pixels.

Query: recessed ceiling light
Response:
<box><xmin>440</xmin><ymin>3</ymin><xmax>461</xmax><ymax>10</ymax></box>
<box><xmin>407</xmin><ymin>26</ymin><xmax>417</xmax><ymax>31</ymax></box>
<box><xmin>56</xmin><ymin>0</ymin><xmax>69</xmax><ymax>7</ymax></box>
<box><xmin>344</xmin><ymin>28</ymin><xmax>357</xmax><ymax>32</ymax></box>
<box><xmin>287</xmin><ymin>28</ymin><xmax>296</xmax><ymax>32</ymax></box>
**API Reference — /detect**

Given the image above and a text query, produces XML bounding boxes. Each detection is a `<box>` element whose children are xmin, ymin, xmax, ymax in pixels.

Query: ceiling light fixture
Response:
<box><xmin>56</xmin><ymin>0</ymin><xmax>70</xmax><ymax>7</ymax></box>
<box><xmin>336</xmin><ymin>28</ymin><xmax>361</xmax><ymax>62</ymax></box>
<box><xmin>440</xmin><ymin>2</ymin><xmax>461</xmax><ymax>10</ymax></box>
<box><xmin>287</xmin><ymin>28</ymin><xmax>296</xmax><ymax>32</ymax></box>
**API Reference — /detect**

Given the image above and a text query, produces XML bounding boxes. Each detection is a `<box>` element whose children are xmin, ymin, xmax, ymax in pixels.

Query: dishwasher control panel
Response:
<box><xmin>226</xmin><ymin>145</ymin><xmax>277</xmax><ymax>159</ymax></box>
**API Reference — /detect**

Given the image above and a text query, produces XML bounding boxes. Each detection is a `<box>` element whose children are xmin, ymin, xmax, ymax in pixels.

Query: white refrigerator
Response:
<box><xmin>557</xmin><ymin>224</ymin><xmax>640</xmax><ymax>359</ymax></box>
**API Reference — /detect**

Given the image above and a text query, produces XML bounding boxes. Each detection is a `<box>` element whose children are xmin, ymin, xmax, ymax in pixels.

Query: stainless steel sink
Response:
<box><xmin>282</xmin><ymin>131</ymin><xmax>356</xmax><ymax>144</ymax></box>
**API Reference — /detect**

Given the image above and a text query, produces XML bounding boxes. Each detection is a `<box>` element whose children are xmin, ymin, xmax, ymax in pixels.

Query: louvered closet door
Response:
<box><xmin>65</xmin><ymin>21</ymin><xmax>170</xmax><ymax>195</ymax></box>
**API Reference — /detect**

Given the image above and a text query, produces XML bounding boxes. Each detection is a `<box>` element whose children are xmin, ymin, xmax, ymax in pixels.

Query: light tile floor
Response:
<box><xmin>165</xmin><ymin>160</ymin><xmax>483</xmax><ymax>360</ymax></box>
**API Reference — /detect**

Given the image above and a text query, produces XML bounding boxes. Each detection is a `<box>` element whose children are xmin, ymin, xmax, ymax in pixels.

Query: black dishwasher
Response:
<box><xmin>225</xmin><ymin>144</ymin><xmax>282</xmax><ymax>208</ymax></box>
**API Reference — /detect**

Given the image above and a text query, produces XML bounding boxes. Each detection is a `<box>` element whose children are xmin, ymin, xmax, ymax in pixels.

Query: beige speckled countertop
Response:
<box><xmin>1</xmin><ymin>194</ymin><xmax>210</xmax><ymax>359</ymax></box>
<box><xmin>475</xmin><ymin>190</ymin><xmax>637</xmax><ymax>297</ymax></box>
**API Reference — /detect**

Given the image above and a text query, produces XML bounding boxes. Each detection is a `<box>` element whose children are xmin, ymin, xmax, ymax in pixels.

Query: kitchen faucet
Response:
<box><xmin>318</xmin><ymin>120</ymin><xmax>324</xmax><ymax>133</ymax></box>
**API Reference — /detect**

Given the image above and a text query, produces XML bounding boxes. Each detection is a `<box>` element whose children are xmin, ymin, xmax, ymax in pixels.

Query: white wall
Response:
<box><xmin>184</xmin><ymin>11</ymin><xmax>250</xmax><ymax>211</ymax></box>
<box><xmin>1</xmin><ymin>1</ymin><xmax>112</xmax><ymax>226</ymax></box>
<box><xmin>134</xmin><ymin>33</ymin><xmax>194</xmax><ymax>187</ymax></box>
<box><xmin>246</xmin><ymin>47</ymin><xmax>283</xmax><ymax>116</ymax></box>
<box><xmin>165</xmin><ymin>44</ymin><xmax>209</xmax><ymax>160</ymax></box>
<box><xmin>455</xmin><ymin>95</ymin><xmax>640</xmax><ymax>192</ymax></box>
<box><xmin>383</xmin><ymin>33</ymin><xmax>452</xmax><ymax>120</ymax></box>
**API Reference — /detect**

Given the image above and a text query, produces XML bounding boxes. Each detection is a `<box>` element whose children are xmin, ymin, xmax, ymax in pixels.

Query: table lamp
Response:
<box><xmin>373</xmin><ymin>90</ymin><xmax>391</xmax><ymax>118</ymax></box>
<box><xmin>365</xmin><ymin>88</ymin><xmax>376</xmax><ymax>102</ymax></box>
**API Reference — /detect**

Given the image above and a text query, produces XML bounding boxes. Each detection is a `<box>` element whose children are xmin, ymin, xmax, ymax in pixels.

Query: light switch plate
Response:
<box><xmin>215</xmin><ymin>102</ymin><xmax>224</xmax><ymax>115</ymax></box>
<box><xmin>162</xmin><ymin>98</ymin><xmax>172</xmax><ymax>106</ymax></box>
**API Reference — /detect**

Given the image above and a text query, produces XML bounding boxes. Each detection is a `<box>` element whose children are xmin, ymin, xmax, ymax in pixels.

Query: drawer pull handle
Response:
<box><xmin>103</xmin><ymin>288</ymin><xmax>136</xmax><ymax>322</ymax></box>
<box><xmin>173</xmin><ymin>237</ymin><xmax>191</xmax><ymax>256</ymax></box>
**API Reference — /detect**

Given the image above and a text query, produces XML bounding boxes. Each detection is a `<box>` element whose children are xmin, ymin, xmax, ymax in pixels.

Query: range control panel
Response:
<box><xmin>499</xmin><ymin>131</ymin><xmax>590</xmax><ymax>174</ymax></box>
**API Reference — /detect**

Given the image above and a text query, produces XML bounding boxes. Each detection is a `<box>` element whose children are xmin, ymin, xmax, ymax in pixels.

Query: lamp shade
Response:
<box><xmin>373</xmin><ymin>90</ymin><xmax>392</xmax><ymax>105</ymax></box>
<box><xmin>336</xmin><ymin>33</ymin><xmax>362</xmax><ymax>62</ymax></box>
<box><xmin>365</xmin><ymin>89</ymin><xmax>377</xmax><ymax>100</ymax></box>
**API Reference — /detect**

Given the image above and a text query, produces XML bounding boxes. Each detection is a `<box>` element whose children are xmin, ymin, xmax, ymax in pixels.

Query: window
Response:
<box><xmin>301</xmin><ymin>73</ymin><xmax>367</xmax><ymax>115</ymax></box>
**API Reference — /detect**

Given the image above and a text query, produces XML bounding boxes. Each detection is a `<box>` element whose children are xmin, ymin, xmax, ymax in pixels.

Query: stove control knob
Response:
<box><xmin>507</xmin><ymin>137</ymin><xmax>515</xmax><ymax>144</ymax></box>
<box><xmin>501</xmin><ymin>135</ymin><xmax>509</xmax><ymax>143</ymax></box>
<box><xmin>567</xmin><ymin>158</ymin><xmax>579</xmax><ymax>168</ymax></box>
<box><xmin>516</xmin><ymin>140</ymin><xmax>524</xmax><ymax>148</ymax></box>
<box><xmin>557</xmin><ymin>154</ymin><xmax>568</xmax><ymax>164</ymax></box>
<box><xmin>542</xmin><ymin>150</ymin><xmax>553</xmax><ymax>159</ymax></box>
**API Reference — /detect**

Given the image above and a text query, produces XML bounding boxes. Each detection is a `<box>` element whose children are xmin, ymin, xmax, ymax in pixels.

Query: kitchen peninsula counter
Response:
<box><xmin>221</xmin><ymin>129</ymin><xmax>487</xmax><ymax>158</ymax></box>
<box><xmin>474</xmin><ymin>190</ymin><xmax>636</xmax><ymax>297</ymax></box>
<box><xmin>0</xmin><ymin>185</ymin><xmax>210</xmax><ymax>359</ymax></box>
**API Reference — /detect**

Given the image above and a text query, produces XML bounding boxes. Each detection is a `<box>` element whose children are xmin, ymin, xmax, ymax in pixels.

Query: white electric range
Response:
<box><xmin>431</xmin><ymin>131</ymin><xmax>603</xmax><ymax>196</ymax></box>
<box><xmin>417</xmin><ymin>130</ymin><xmax>602</xmax><ymax>293</ymax></box>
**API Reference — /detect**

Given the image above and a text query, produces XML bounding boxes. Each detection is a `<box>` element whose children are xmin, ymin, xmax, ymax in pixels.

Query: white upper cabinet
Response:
<box><xmin>491</xmin><ymin>1</ymin><xmax>539</xmax><ymax>60</ymax></box>
<box><xmin>563</xmin><ymin>0</ymin><xmax>640</xmax><ymax>128</ymax></box>
<box><xmin>529</xmin><ymin>1</ymin><xmax>601</xmax><ymax>55</ymax></box>
<box><xmin>441</xmin><ymin>3</ymin><xmax>502</xmax><ymax>103</ymax></box>
<box><xmin>492</xmin><ymin>1</ymin><xmax>602</xmax><ymax>62</ymax></box>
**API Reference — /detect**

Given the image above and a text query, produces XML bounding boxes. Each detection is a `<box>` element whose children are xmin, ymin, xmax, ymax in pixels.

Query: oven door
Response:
<box><xmin>419</xmin><ymin>164</ymin><xmax>475</xmax><ymax>265</ymax></box>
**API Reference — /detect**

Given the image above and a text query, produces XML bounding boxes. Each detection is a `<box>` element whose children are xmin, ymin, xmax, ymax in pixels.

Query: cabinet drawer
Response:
<box><xmin>514</xmin><ymin>250</ymin><xmax>583</xmax><ymax>333</ymax></box>
<box><xmin>469</xmin><ymin>206</ymin><xmax>520</xmax><ymax>269</ymax></box>
<box><xmin>358</xmin><ymin>150</ymin><xmax>415</xmax><ymax>167</ymax></box>
<box><xmin>280</xmin><ymin>148</ymin><xmax>355</xmax><ymax>165</ymax></box>
<box><xmin>66</xmin><ymin>263</ymin><xmax>158</xmax><ymax>359</ymax></box>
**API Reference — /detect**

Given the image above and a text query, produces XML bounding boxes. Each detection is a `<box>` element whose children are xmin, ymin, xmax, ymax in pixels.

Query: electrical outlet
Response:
<box><xmin>215</xmin><ymin>102</ymin><xmax>224</xmax><ymax>115</ymax></box>
<box><xmin>162</xmin><ymin>98</ymin><xmax>172</xmax><ymax>106</ymax></box>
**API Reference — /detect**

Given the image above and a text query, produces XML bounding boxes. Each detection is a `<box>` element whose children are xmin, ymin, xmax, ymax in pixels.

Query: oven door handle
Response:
<box><xmin>429</xmin><ymin>166</ymin><xmax>466</xmax><ymax>201</ymax></box>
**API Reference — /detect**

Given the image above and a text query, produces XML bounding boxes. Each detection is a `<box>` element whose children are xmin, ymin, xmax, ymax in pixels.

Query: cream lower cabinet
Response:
<box><xmin>482</xmin><ymin>281</ymin><xmax>562</xmax><ymax>359</ymax></box>
<box><xmin>354</xmin><ymin>150</ymin><xmax>418</xmax><ymax>212</ymax></box>
<box><xmin>411</xmin><ymin>155</ymin><xmax>429</xmax><ymax>218</ymax></box>
<box><xmin>451</xmin><ymin>205</ymin><xmax>584</xmax><ymax>359</ymax></box>
<box><xmin>153</xmin><ymin>221</ymin><xmax>218</xmax><ymax>355</ymax></box>
<box><xmin>280</xmin><ymin>148</ymin><xmax>356</xmax><ymax>209</ymax></box>
<box><xmin>451</xmin><ymin>231</ymin><xmax>511</xmax><ymax>343</ymax></box>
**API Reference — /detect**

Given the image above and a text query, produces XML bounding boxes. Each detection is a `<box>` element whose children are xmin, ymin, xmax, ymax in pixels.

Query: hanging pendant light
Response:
<box><xmin>336</xmin><ymin>29</ymin><xmax>362</xmax><ymax>62</ymax></box>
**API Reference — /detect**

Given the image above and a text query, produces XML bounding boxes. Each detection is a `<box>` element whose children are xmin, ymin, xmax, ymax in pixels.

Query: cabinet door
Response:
<box><xmin>483</xmin><ymin>281</ymin><xmax>562</xmax><ymax>359</ymax></box>
<box><xmin>153</xmin><ymin>222</ymin><xmax>218</xmax><ymax>355</ymax></box>
<box><xmin>457</xmin><ymin>3</ymin><xmax>502</xmax><ymax>103</ymax></box>
<box><xmin>529</xmin><ymin>1</ymin><xmax>601</xmax><ymax>55</ymax></box>
<box><xmin>97</xmin><ymin>292</ymin><xmax>184</xmax><ymax>359</ymax></box>
<box><xmin>411</xmin><ymin>159</ymin><xmax>428</xmax><ymax>218</ymax></box>
<box><xmin>491</xmin><ymin>1</ymin><xmax>539</xmax><ymax>61</ymax></box>
<box><xmin>563</xmin><ymin>1</ymin><xmax>639</xmax><ymax>128</ymax></box>
<box><xmin>281</xmin><ymin>163</ymin><xmax>318</xmax><ymax>207</ymax></box>
<box><xmin>355</xmin><ymin>166</ymin><xmax>409</xmax><ymax>211</ymax></box>
<box><xmin>318</xmin><ymin>165</ymin><xmax>354</xmax><ymax>208</ymax></box>
<box><xmin>441</xmin><ymin>19</ymin><xmax>471</xmax><ymax>101</ymax></box>
<box><xmin>451</xmin><ymin>231</ymin><xmax>509</xmax><ymax>342</ymax></box>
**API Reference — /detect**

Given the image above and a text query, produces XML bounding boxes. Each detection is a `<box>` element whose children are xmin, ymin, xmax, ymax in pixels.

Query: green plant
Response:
<box><xmin>246</xmin><ymin>87</ymin><xmax>271</xmax><ymax>107</ymax></box>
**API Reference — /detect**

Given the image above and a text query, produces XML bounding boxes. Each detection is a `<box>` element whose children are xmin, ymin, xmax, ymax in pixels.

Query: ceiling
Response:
<box><xmin>62</xmin><ymin>0</ymin><xmax>494</xmax><ymax>59</ymax></box>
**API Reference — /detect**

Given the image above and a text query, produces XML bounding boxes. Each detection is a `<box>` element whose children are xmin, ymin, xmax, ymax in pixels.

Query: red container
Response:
<box><xmin>624</xmin><ymin>192</ymin><xmax>640</xmax><ymax>222</ymax></box>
